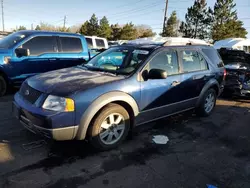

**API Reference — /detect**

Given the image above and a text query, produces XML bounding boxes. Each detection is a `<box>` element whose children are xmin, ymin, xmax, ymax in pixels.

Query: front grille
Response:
<box><xmin>20</xmin><ymin>82</ymin><xmax>42</xmax><ymax>104</ymax></box>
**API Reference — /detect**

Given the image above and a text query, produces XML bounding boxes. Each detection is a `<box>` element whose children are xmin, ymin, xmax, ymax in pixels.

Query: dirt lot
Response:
<box><xmin>0</xmin><ymin>93</ymin><xmax>250</xmax><ymax>188</ymax></box>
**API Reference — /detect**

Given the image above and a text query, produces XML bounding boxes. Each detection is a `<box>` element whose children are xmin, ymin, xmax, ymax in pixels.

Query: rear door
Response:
<box><xmin>57</xmin><ymin>36</ymin><xmax>84</xmax><ymax>68</ymax></box>
<box><xmin>178</xmin><ymin>49</ymin><xmax>211</xmax><ymax>100</ymax></box>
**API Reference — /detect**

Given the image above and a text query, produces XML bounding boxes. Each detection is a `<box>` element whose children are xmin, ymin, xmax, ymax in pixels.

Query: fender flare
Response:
<box><xmin>76</xmin><ymin>91</ymin><xmax>139</xmax><ymax>140</ymax></box>
<box><xmin>196</xmin><ymin>78</ymin><xmax>219</xmax><ymax>108</ymax></box>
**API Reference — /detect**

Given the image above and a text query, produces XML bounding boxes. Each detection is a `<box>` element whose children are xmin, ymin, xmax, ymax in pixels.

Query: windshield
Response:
<box><xmin>0</xmin><ymin>32</ymin><xmax>30</xmax><ymax>49</ymax></box>
<box><xmin>85</xmin><ymin>47</ymin><xmax>151</xmax><ymax>75</ymax></box>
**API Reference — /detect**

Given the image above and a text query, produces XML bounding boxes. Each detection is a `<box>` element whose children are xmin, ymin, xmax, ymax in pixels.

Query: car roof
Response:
<box><xmin>15</xmin><ymin>30</ymin><xmax>82</xmax><ymax>37</ymax></box>
<box><xmin>118</xmin><ymin>43</ymin><xmax>213</xmax><ymax>52</ymax></box>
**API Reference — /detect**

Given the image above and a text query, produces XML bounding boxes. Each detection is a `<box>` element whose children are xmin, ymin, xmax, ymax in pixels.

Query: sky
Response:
<box><xmin>3</xmin><ymin>0</ymin><xmax>250</xmax><ymax>38</ymax></box>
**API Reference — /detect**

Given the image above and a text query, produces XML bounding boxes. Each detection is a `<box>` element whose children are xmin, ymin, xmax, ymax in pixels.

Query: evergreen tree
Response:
<box><xmin>79</xmin><ymin>21</ymin><xmax>89</xmax><ymax>35</ymax></box>
<box><xmin>119</xmin><ymin>23</ymin><xmax>137</xmax><ymax>40</ymax></box>
<box><xmin>35</xmin><ymin>25</ymin><xmax>41</xmax><ymax>30</ymax></box>
<box><xmin>179</xmin><ymin>0</ymin><xmax>213</xmax><ymax>39</ymax></box>
<box><xmin>162</xmin><ymin>11</ymin><xmax>178</xmax><ymax>37</ymax></box>
<box><xmin>212</xmin><ymin>0</ymin><xmax>247</xmax><ymax>41</ymax></box>
<box><xmin>110</xmin><ymin>24</ymin><xmax>122</xmax><ymax>40</ymax></box>
<box><xmin>99</xmin><ymin>16</ymin><xmax>112</xmax><ymax>39</ymax></box>
<box><xmin>87</xmin><ymin>14</ymin><xmax>99</xmax><ymax>36</ymax></box>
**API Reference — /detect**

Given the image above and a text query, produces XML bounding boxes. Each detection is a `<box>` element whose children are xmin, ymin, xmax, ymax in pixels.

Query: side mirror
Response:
<box><xmin>147</xmin><ymin>69</ymin><xmax>167</xmax><ymax>79</ymax></box>
<box><xmin>15</xmin><ymin>48</ymin><xmax>30</xmax><ymax>58</ymax></box>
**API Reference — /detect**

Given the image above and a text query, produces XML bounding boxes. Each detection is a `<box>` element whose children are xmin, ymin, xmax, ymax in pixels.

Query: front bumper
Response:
<box><xmin>13</xmin><ymin>92</ymin><xmax>78</xmax><ymax>141</ymax></box>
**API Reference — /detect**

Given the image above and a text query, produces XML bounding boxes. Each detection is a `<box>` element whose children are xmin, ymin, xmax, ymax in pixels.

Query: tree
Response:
<box><xmin>212</xmin><ymin>0</ymin><xmax>247</xmax><ymax>41</ymax></box>
<box><xmin>87</xmin><ymin>14</ymin><xmax>99</xmax><ymax>36</ymax></box>
<box><xmin>135</xmin><ymin>25</ymin><xmax>156</xmax><ymax>38</ymax></box>
<box><xmin>179</xmin><ymin>0</ymin><xmax>213</xmax><ymax>39</ymax></box>
<box><xmin>99</xmin><ymin>16</ymin><xmax>112</xmax><ymax>38</ymax></box>
<box><xmin>35</xmin><ymin>25</ymin><xmax>41</xmax><ymax>30</ymax></box>
<box><xmin>79</xmin><ymin>21</ymin><xmax>89</xmax><ymax>35</ymax></box>
<box><xmin>110</xmin><ymin>24</ymin><xmax>122</xmax><ymax>40</ymax></box>
<box><xmin>16</xmin><ymin>26</ymin><xmax>27</xmax><ymax>31</ymax></box>
<box><xmin>162</xmin><ymin>11</ymin><xmax>178</xmax><ymax>37</ymax></box>
<box><xmin>119</xmin><ymin>22</ymin><xmax>137</xmax><ymax>40</ymax></box>
<box><xmin>70</xmin><ymin>25</ymin><xmax>81</xmax><ymax>33</ymax></box>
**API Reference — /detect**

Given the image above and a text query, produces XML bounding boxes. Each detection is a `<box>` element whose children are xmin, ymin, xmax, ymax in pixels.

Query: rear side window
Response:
<box><xmin>86</xmin><ymin>38</ymin><xmax>93</xmax><ymax>48</ymax></box>
<box><xmin>21</xmin><ymin>36</ymin><xmax>57</xmax><ymax>56</ymax></box>
<box><xmin>95</xmin><ymin>39</ymin><xmax>105</xmax><ymax>49</ymax></box>
<box><xmin>181</xmin><ymin>50</ymin><xmax>208</xmax><ymax>73</ymax></box>
<box><xmin>202</xmin><ymin>48</ymin><xmax>224</xmax><ymax>67</ymax></box>
<box><xmin>60</xmin><ymin>37</ymin><xmax>82</xmax><ymax>53</ymax></box>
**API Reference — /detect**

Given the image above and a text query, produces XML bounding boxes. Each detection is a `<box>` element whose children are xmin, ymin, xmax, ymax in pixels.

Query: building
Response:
<box><xmin>214</xmin><ymin>38</ymin><xmax>250</xmax><ymax>53</ymax></box>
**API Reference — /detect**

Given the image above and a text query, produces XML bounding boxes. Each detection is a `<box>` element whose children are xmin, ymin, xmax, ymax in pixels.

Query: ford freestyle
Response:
<box><xmin>13</xmin><ymin>44</ymin><xmax>225</xmax><ymax>150</ymax></box>
<box><xmin>0</xmin><ymin>30</ymin><xmax>92</xmax><ymax>96</ymax></box>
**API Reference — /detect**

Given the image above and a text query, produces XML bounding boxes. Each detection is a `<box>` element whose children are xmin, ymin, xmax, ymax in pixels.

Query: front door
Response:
<box><xmin>10</xmin><ymin>36</ymin><xmax>59</xmax><ymax>83</ymax></box>
<box><xmin>137</xmin><ymin>49</ymin><xmax>183</xmax><ymax>125</ymax></box>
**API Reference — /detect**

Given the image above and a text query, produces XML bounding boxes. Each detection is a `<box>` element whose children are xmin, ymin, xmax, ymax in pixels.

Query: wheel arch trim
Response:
<box><xmin>76</xmin><ymin>91</ymin><xmax>139</xmax><ymax>140</ymax></box>
<box><xmin>196</xmin><ymin>79</ymin><xmax>219</xmax><ymax>108</ymax></box>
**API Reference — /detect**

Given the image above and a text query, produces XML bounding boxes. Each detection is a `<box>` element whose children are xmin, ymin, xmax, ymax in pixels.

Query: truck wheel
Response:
<box><xmin>196</xmin><ymin>88</ymin><xmax>216</xmax><ymax>117</ymax></box>
<box><xmin>89</xmin><ymin>103</ymin><xmax>130</xmax><ymax>150</ymax></box>
<box><xmin>0</xmin><ymin>75</ymin><xmax>7</xmax><ymax>97</ymax></box>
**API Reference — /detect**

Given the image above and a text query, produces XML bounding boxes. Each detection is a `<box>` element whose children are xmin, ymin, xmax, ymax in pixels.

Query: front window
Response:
<box><xmin>85</xmin><ymin>47</ymin><xmax>151</xmax><ymax>75</ymax></box>
<box><xmin>0</xmin><ymin>32</ymin><xmax>31</xmax><ymax>49</ymax></box>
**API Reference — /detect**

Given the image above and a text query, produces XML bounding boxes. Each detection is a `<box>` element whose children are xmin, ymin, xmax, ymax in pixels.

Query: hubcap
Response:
<box><xmin>99</xmin><ymin>113</ymin><xmax>125</xmax><ymax>145</ymax></box>
<box><xmin>204</xmin><ymin>93</ymin><xmax>215</xmax><ymax>113</ymax></box>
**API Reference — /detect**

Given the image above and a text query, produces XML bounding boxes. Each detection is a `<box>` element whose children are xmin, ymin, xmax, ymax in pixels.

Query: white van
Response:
<box><xmin>85</xmin><ymin>36</ymin><xmax>109</xmax><ymax>50</ymax></box>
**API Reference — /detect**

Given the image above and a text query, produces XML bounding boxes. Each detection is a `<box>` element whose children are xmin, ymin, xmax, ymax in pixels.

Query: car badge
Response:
<box><xmin>25</xmin><ymin>89</ymin><xmax>30</xmax><ymax>96</ymax></box>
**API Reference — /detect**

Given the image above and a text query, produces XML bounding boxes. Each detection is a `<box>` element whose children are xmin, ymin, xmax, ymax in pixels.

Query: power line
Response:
<box><xmin>108</xmin><ymin>0</ymin><xmax>164</xmax><ymax>17</ymax></box>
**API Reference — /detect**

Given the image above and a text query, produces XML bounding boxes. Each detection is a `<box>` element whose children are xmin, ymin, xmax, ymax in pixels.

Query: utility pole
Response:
<box><xmin>63</xmin><ymin>15</ymin><xmax>66</xmax><ymax>31</ymax></box>
<box><xmin>1</xmin><ymin>0</ymin><xmax>4</xmax><ymax>32</ymax></box>
<box><xmin>31</xmin><ymin>23</ymin><xmax>34</xmax><ymax>30</ymax></box>
<box><xmin>162</xmin><ymin>0</ymin><xmax>169</xmax><ymax>35</ymax></box>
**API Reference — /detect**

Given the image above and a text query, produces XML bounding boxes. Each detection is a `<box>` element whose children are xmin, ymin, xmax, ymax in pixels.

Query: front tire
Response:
<box><xmin>196</xmin><ymin>88</ymin><xmax>216</xmax><ymax>117</ymax></box>
<box><xmin>89</xmin><ymin>103</ymin><xmax>130</xmax><ymax>150</ymax></box>
<box><xmin>0</xmin><ymin>75</ymin><xmax>7</xmax><ymax>97</ymax></box>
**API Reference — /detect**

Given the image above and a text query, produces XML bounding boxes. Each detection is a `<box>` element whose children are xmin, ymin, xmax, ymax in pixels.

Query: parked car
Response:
<box><xmin>218</xmin><ymin>48</ymin><xmax>250</xmax><ymax>97</ymax></box>
<box><xmin>13</xmin><ymin>44</ymin><xmax>225</xmax><ymax>150</ymax></box>
<box><xmin>85</xmin><ymin>36</ymin><xmax>109</xmax><ymax>54</ymax></box>
<box><xmin>0</xmin><ymin>30</ymin><xmax>93</xmax><ymax>96</ymax></box>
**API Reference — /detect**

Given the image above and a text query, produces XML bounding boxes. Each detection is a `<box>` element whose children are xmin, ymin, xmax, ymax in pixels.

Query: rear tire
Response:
<box><xmin>0</xmin><ymin>75</ymin><xmax>7</xmax><ymax>97</ymax></box>
<box><xmin>88</xmin><ymin>103</ymin><xmax>130</xmax><ymax>150</ymax></box>
<box><xmin>196</xmin><ymin>88</ymin><xmax>216</xmax><ymax>117</ymax></box>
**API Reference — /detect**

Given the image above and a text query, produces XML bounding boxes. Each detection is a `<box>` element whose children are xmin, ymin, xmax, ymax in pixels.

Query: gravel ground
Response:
<box><xmin>0</xmin><ymin>93</ymin><xmax>250</xmax><ymax>188</ymax></box>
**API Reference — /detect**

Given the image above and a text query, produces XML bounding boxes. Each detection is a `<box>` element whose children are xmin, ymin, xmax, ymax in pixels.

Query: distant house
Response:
<box><xmin>214</xmin><ymin>38</ymin><xmax>250</xmax><ymax>53</ymax></box>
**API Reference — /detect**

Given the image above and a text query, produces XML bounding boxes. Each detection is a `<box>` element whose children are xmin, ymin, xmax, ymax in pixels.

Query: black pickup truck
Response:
<box><xmin>219</xmin><ymin>48</ymin><xmax>250</xmax><ymax>96</ymax></box>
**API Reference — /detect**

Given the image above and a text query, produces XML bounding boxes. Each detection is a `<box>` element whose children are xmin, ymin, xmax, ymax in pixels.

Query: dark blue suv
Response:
<box><xmin>0</xmin><ymin>31</ymin><xmax>91</xmax><ymax>96</ymax></box>
<box><xmin>13</xmin><ymin>44</ymin><xmax>225</xmax><ymax>150</ymax></box>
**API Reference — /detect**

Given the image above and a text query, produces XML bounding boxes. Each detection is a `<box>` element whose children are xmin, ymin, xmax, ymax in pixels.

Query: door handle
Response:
<box><xmin>171</xmin><ymin>81</ymin><xmax>181</xmax><ymax>86</ymax></box>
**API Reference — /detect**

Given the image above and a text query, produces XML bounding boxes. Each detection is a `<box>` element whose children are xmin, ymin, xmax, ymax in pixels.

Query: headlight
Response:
<box><xmin>42</xmin><ymin>95</ymin><xmax>75</xmax><ymax>112</ymax></box>
<box><xmin>3</xmin><ymin>56</ymin><xmax>11</xmax><ymax>64</ymax></box>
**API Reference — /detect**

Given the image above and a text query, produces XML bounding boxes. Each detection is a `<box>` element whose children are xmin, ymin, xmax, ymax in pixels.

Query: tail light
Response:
<box><xmin>223</xmin><ymin>69</ymin><xmax>227</xmax><ymax>80</ymax></box>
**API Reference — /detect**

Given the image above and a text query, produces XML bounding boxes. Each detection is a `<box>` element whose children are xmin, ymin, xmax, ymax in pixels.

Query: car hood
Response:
<box><xmin>27</xmin><ymin>67</ymin><xmax>125</xmax><ymax>96</ymax></box>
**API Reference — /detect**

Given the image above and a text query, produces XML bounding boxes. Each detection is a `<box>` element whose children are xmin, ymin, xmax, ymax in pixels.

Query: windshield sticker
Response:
<box><xmin>133</xmin><ymin>50</ymin><xmax>149</xmax><ymax>55</ymax></box>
